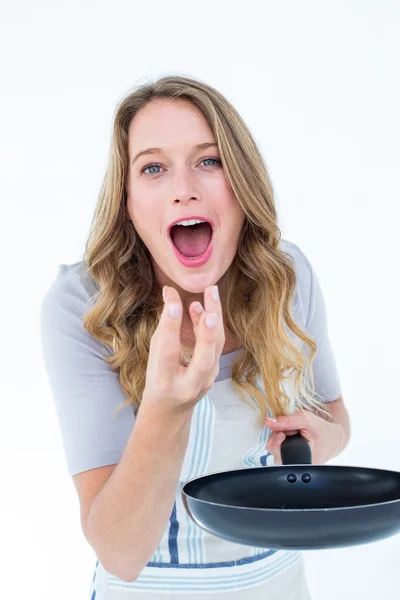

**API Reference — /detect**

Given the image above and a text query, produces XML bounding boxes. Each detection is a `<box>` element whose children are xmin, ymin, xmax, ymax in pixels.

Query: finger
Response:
<box><xmin>180</xmin><ymin>301</ymin><xmax>204</xmax><ymax>366</ymax></box>
<box><xmin>189</xmin><ymin>300</ymin><xmax>205</xmax><ymax>334</ymax></box>
<box><xmin>266</xmin><ymin>431</ymin><xmax>286</xmax><ymax>455</ymax></box>
<box><xmin>189</xmin><ymin>285</ymin><xmax>225</xmax><ymax>352</ymax></box>
<box><xmin>266</xmin><ymin>431</ymin><xmax>277</xmax><ymax>453</ymax></box>
<box><xmin>203</xmin><ymin>284</ymin><xmax>225</xmax><ymax>352</ymax></box>
<box><xmin>265</xmin><ymin>411</ymin><xmax>312</xmax><ymax>434</ymax></box>
<box><xmin>266</xmin><ymin>432</ymin><xmax>286</xmax><ymax>466</ymax></box>
<box><xmin>185</xmin><ymin>285</ymin><xmax>223</xmax><ymax>387</ymax></box>
<box><xmin>153</xmin><ymin>285</ymin><xmax>183</xmax><ymax>372</ymax></box>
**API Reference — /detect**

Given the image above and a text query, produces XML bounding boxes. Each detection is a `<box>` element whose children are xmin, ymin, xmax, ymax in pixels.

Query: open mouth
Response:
<box><xmin>169</xmin><ymin>222</ymin><xmax>213</xmax><ymax>258</ymax></box>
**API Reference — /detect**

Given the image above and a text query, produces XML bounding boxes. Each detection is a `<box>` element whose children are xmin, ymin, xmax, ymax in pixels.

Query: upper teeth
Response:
<box><xmin>174</xmin><ymin>219</ymin><xmax>206</xmax><ymax>227</ymax></box>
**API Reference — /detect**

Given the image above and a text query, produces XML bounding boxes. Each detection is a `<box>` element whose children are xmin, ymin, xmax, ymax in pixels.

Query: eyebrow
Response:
<box><xmin>131</xmin><ymin>142</ymin><xmax>218</xmax><ymax>166</ymax></box>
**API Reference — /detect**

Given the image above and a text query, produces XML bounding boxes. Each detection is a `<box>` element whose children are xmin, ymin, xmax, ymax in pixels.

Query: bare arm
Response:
<box><xmin>85</xmin><ymin>399</ymin><xmax>194</xmax><ymax>582</ymax></box>
<box><xmin>322</xmin><ymin>395</ymin><xmax>351</xmax><ymax>454</ymax></box>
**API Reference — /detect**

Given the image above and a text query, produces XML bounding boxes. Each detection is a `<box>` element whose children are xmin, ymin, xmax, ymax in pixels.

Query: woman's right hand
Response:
<box><xmin>142</xmin><ymin>284</ymin><xmax>226</xmax><ymax>413</ymax></box>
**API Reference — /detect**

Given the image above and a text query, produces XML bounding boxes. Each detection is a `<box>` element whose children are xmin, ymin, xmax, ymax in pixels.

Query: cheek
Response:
<box><xmin>222</xmin><ymin>200</ymin><xmax>246</xmax><ymax>233</ymax></box>
<box><xmin>127</xmin><ymin>196</ymin><xmax>162</xmax><ymax>235</ymax></box>
<box><xmin>217</xmin><ymin>180</ymin><xmax>244</xmax><ymax>216</ymax></box>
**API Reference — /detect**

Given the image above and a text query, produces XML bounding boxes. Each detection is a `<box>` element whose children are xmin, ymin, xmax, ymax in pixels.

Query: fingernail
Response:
<box><xmin>211</xmin><ymin>285</ymin><xmax>219</xmax><ymax>302</ymax></box>
<box><xmin>162</xmin><ymin>285</ymin><xmax>168</xmax><ymax>303</ymax></box>
<box><xmin>168</xmin><ymin>304</ymin><xmax>181</xmax><ymax>319</ymax></box>
<box><xmin>205</xmin><ymin>312</ymin><xmax>218</xmax><ymax>328</ymax></box>
<box><xmin>265</xmin><ymin>417</ymin><xmax>278</xmax><ymax>423</ymax></box>
<box><xmin>194</xmin><ymin>302</ymin><xmax>204</xmax><ymax>314</ymax></box>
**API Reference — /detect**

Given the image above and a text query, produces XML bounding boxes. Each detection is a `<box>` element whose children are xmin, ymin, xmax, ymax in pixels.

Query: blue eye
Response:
<box><xmin>140</xmin><ymin>156</ymin><xmax>221</xmax><ymax>175</ymax></box>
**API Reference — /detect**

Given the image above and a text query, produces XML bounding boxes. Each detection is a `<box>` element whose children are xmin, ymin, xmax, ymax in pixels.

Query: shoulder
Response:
<box><xmin>279</xmin><ymin>238</ymin><xmax>312</xmax><ymax>279</ymax></box>
<box><xmin>40</xmin><ymin>260</ymin><xmax>99</xmax><ymax>317</ymax></box>
<box><xmin>279</xmin><ymin>238</ymin><xmax>313</xmax><ymax>314</ymax></box>
<box><xmin>40</xmin><ymin>260</ymin><xmax>113</xmax><ymax>356</ymax></box>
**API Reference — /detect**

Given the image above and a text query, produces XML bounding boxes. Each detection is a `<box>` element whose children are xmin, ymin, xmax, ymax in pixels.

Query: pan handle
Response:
<box><xmin>280</xmin><ymin>432</ymin><xmax>312</xmax><ymax>465</ymax></box>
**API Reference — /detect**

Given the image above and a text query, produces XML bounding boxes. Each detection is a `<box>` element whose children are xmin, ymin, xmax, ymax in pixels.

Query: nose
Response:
<box><xmin>169</xmin><ymin>167</ymin><xmax>202</xmax><ymax>204</ymax></box>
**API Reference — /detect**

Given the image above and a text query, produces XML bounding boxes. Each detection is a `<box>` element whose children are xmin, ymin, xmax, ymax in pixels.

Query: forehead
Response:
<box><xmin>128</xmin><ymin>99</ymin><xmax>214</xmax><ymax>155</ymax></box>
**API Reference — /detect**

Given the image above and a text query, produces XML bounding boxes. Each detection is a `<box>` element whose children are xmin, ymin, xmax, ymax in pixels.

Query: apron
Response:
<box><xmin>88</xmin><ymin>371</ymin><xmax>313</xmax><ymax>599</ymax></box>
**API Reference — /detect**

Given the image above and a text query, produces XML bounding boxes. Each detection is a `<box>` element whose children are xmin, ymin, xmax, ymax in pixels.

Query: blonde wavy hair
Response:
<box><xmin>81</xmin><ymin>74</ymin><xmax>333</xmax><ymax>425</ymax></box>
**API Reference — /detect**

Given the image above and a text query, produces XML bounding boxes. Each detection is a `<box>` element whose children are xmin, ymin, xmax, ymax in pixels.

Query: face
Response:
<box><xmin>126</xmin><ymin>99</ymin><xmax>245</xmax><ymax>317</ymax></box>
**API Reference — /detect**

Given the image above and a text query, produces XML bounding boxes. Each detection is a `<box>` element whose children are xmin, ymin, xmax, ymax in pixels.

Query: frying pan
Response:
<box><xmin>181</xmin><ymin>432</ymin><xmax>400</xmax><ymax>550</ymax></box>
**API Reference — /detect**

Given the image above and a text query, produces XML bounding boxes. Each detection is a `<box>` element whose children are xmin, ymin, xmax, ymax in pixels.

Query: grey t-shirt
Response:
<box><xmin>40</xmin><ymin>239</ymin><xmax>342</xmax><ymax>478</ymax></box>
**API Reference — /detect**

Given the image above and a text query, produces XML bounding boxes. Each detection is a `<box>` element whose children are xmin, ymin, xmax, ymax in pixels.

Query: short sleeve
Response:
<box><xmin>288</xmin><ymin>243</ymin><xmax>342</xmax><ymax>403</ymax></box>
<box><xmin>40</xmin><ymin>263</ymin><xmax>136</xmax><ymax>477</ymax></box>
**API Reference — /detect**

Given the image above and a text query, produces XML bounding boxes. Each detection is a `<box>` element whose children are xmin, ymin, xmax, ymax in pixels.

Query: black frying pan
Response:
<box><xmin>181</xmin><ymin>433</ymin><xmax>400</xmax><ymax>550</ymax></box>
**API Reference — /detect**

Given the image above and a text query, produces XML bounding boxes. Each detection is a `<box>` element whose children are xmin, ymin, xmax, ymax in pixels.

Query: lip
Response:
<box><xmin>167</xmin><ymin>215</ymin><xmax>215</xmax><ymax>237</ymax></box>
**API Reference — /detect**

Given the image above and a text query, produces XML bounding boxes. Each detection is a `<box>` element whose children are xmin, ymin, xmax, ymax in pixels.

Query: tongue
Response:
<box><xmin>171</xmin><ymin>222</ymin><xmax>213</xmax><ymax>257</ymax></box>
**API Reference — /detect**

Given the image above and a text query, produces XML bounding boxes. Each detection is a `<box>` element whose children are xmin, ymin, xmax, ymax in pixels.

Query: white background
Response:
<box><xmin>1</xmin><ymin>1</ymin><xmax>399</xmax><ymax>598</ymax></box>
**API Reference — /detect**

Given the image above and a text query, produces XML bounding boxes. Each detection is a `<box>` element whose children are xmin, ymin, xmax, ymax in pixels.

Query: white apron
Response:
<box><xmin>88</xmin><ymin>371</ymin><xmax>313</xmax><ymax>599</ymax></box>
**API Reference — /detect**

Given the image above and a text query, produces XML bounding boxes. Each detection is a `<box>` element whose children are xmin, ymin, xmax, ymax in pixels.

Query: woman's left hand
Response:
<box><xmin>265</xmin><ymin>410</ymin><xmax>345</xmax><ymax>465</ymax></box>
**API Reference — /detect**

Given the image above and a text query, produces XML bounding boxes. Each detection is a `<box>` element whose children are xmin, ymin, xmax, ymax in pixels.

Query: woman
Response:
<box><xmin>40</xmin><ymin>74</ymin><xmax>350</xmax><ymax>599</ymax></box>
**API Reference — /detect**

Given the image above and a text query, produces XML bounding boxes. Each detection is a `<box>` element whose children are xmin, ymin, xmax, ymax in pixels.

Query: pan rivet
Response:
<box><xmin>301</xmin><ymin>473</ymin><xmax>312</xmax><ymax>483</ymax></box>
<box><xmin>287</xmin><ymin>473</ymin><xmax>297</xmax><ymax>483</ymax></box>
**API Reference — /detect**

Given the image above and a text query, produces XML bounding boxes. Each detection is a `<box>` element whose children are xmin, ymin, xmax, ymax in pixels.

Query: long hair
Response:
<box><xmin>81</xmin><ymin>74</ymin><xmax>333</xmax><ymax>425</ymax></box>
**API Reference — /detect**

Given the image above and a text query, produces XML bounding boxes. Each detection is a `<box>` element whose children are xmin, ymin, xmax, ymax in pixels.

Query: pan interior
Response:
<box><xmin>183</xmin><ymin>466</ymin><xmax>400</xmax><ymax>510</ymax></box>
